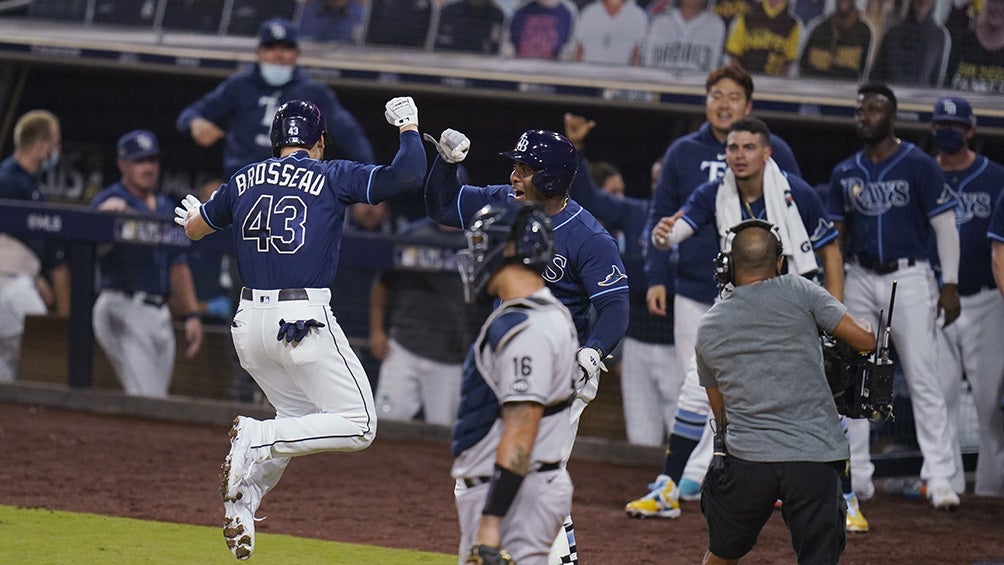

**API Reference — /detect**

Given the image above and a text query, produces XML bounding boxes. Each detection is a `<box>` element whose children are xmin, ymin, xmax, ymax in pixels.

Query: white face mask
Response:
<box><xmin>260</xmin><ymin>63</ymin><xmax>294</xmax><ymax>87</ymax></box>
<box><xmin>41</xmin><ymin>147</ymin><xmax>60</xmax><ymax>172</ymax></box>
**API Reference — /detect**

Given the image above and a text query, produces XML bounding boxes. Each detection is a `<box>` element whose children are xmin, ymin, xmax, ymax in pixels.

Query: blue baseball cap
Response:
<box><xmin>932</xmin><ymin>97</ymin><xmax>976</xmax><ymax>127</ymax></box>
<box><xmin>258</xmin><ymin>18</ymin><xmax>298</xmax><ymax>48</ymax></box>
<box><xmin>116</xmin><ymin>130</ymin><xmax>159</xmax><ymax>161</ymax></box>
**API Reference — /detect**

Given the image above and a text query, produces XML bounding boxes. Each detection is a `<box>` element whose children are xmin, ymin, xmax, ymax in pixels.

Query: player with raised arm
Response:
<box><xmin>424</xmin><ymin>127</ymin><xmax>629</xmax><ymax>564</ymax></box>
<box><xmin>452</xmin><ymin>202</ymin><xmax>578</xmax><ymax>565</ymax></box>
<box><xmin>173</xmin><ymin>97</ymin><xmax>426</xmax><ymax>560</ymax></box>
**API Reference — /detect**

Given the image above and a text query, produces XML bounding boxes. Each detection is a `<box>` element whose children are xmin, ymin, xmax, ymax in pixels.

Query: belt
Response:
<box><xmin>241</xmin><ymin>288</ymin><xmax>309</xmax><ymax>301</ymax></box>
<box><xmin>857</xmin><ymin>257</ymin><xmax>916</xmax><ymax>275</ymax></box>
<box><xmin>960</xmin><ymin>284</ymin><xmax>994</xmax><ymax>297</ymax></box>
<box><xmin>462</xmin><ymin>462</ymin><xmax>562</xmax><ymax>488</ymax></box>
<box><xmin>108</xmin><ymin>289</ymin><xmax>166</xmax><ymax>307</ymax></box>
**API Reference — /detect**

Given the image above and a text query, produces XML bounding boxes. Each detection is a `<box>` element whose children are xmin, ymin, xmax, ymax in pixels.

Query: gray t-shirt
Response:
<box><xmin>695</xmin><ymin>274</ymin><xmax>849</xmax><ymax>463</ymax></box>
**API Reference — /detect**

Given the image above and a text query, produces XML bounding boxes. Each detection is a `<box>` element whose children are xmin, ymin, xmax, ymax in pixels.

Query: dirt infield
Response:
<box><xmin>2</xmin><ymin>402</ymin><xmax>1003</xmax><ymax>564</ymax></box>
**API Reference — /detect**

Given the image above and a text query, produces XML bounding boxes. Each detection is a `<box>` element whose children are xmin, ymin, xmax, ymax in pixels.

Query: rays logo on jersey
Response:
<box><xmin>811</xmin><ymin>217</ymin><xmax>834</xmax><ymax>243</ymax></box>
<box><xmin>544</xmin><ymin>254</ymin><xmax>568</xmax><ymax>283</ymax></box>
<box><xmin>597</xmin><ymin>265</ymin><xmax>628</xmax><ymax>287</ymax></box>
<box><xmin>954</xmin><ymin>191</ymin><xmax>993</xmax><ymax>224</ymax></box>
<box><xmin>843</xmin><ymin>177</ymin><xmax>910</xmax><ymax>216</ymax></box>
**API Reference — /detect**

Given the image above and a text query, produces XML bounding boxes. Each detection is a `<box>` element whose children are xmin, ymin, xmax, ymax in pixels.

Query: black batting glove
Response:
<box><xmin>276</xmin><ymin>318</ymin><xmax>326</xmax><ymax>343</ymax></box>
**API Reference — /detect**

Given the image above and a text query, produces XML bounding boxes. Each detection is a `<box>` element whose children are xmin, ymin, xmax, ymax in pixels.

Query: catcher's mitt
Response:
<box><xmin>465</xmin><ymin>543</ymin><xmax>515</xmax><ymax>565</ymax></box>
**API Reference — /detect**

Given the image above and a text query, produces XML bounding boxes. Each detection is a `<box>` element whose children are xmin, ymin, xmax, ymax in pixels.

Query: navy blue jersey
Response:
<box><xmin>425</xmin><ymin>159</ymin><xmax>629</xmax><ymax>356</ymax></box>
<box><xmin>177</xmin><ymin>66</ymin><xmax>374</xmax><ymax>177</ymax></box>
<box><xmin>646</xmin><ymin>122</ymin><xmax>801</xmax><ymax>305</ymax></box>
<box><xmin>681</xmin><ymin>171</ymin><xmax>838</xmax><ymax>252</ymax></box>
<box><xmin>828</xmin><ymin>142</ymin><xmax>957</xmax><ymax>263</ymax></box>
<box><xmin>201</xmin><ymin>131</ymin><xmax>425</xmax><ymax>289</ymax></box>
<box><xmin>91</xmin><ymin>183</ymin><xmax>185</xmax><ymax>296</ymax></box>
<box><xmin>947</xmin><ymin>154</ymin><xmax>1004</xmax><ymax>293</ymax></box>
<box><xmin>989</xmin><ymin>184</ymin><xmax>1004</xmax><ymax>245</ymax></box>
<box><xmin>0</xmin><ymin>155</ymin><xmax>65</xmax><ymax>270</ymax></box>
<box><xmin>569</xmin><ymin>156</ymin><xmax>673</xmax><ymax>345</ymax></box>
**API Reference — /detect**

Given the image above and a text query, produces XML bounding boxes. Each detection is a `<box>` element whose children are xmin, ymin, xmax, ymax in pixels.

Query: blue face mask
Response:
<box><xmin>41</xmin><ymin>147</ymin><xmax>60</xmax><ymax>172</ymax></box>
<box><xmin>932</xmin><ymin>127</ymin><xmax>966</xmax><ymax>154</ymax></box>
<box><xmin>259</xmin><ymin>63</ymin><xmax>294</xmax><ymax>87</ymax></box>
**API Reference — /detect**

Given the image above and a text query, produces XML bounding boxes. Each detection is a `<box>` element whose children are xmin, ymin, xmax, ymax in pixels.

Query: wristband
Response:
<box><xmin>482</xmin><ymin>464</ymin><xmax>525</xmax><ymax>518</ymax></box>
<box><xmin>184</xmin><ymin>312</ymin><xmax>200</xmax><ymax>321</ymax></box>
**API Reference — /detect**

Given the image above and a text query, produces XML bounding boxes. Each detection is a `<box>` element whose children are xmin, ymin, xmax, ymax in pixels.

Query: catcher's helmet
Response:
<box><xmin>270</xmin><ymin>99</ymin><xmax>327</xmax><ymax>157</ymax></box>
<box><xmin>500</xmin><ymin>130</ymin><xmax>577</xmax><ymax>197</ymax></box>
<box><xmin>457</xmin><ymin>202</ymin><xmax>554</xmax><ymax>304</ymax></box>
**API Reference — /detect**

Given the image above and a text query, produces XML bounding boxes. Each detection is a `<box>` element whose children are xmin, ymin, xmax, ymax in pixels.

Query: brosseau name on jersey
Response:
<box><xmin>234</xmin><ymin>160</ymin><xmax>326</xmax><ymax>196</ymax></box>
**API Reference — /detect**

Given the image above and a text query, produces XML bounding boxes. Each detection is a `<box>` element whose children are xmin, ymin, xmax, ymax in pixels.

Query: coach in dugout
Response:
<box><xmin>177</xmin><ymin>17</ymin><xmax>374</xmax><ymax>178</ymax></box>
<box><xmin>695</xmin><ymin>220</ymin><xmax>875</xmax><ymax>564</ymax></box>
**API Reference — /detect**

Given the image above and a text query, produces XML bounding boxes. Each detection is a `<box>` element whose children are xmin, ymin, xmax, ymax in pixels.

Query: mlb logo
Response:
<box><xmin>259</xmin><ymin>296</ymin><xmax>270</xmax><ymax>304</ymax></box>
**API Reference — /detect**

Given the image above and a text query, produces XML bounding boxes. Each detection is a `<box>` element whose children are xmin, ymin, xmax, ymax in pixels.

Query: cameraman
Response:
<box><xmin>696</xmin><ymin>220</ymin><xmax>876</xmax><ymax>564</ymax></box>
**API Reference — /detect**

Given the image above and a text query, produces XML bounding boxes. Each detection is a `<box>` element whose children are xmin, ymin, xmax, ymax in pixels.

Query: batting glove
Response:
<box><xmin>276</xmin><ymin>318</ymin><xmax>326</xmax><ymax>343</ymax></box>
<box><xmin>384</xmin><ymin>96</ymin><xmax>418</xmax><ymax>127</ymax></box>
<box><xmin>575</xmin><ymin>347</ymin><xmax>607</xmax><ymax>404</ymax></box>
<box><xmin>465</xmin><ymin>544</ymin><xmax>514</xmax><ymax>565</ymax></box>
<box><xmin>422</xmin><ymin>129</ymin><xmax>470</xmax><ymax>164</ymax></box>
<box><xmin>173</xmin><ymin>194</ymin><xmax>201</xmax><ymax>228</ymax></box>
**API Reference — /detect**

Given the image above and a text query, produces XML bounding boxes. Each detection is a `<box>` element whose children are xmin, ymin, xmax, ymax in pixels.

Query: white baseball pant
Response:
<box><xmin>92</xmin><ymin>290</ymin><xmax>174</xmax><ymax>397</ymax></box>
<box><xmin>844</xmin><ymin>262</ymin><xmax>958</xmax><ymax>495</ymax></box>
<box><xmin>0</xmin><ymin>274</ymin><xmax>47</xmax><ymax>382</ymax></box>
<box><xmin>674</xmin><ymin>294</ymin><xmax>715</xmax><ymax>485</ymax></box>
<box><xmin>937</xmin><ymin>288</ymin><xmax>1004</xmax><ymax>497</ymax></box>
<box><xmin>619</xmin><ymin>337</ymin><xmax>682</xmax><ymax>447</ymax></box>
<box><xmin>374</xmin><ymin>338</ymin><xmax>462</xmax><ymax>426</ymax></box>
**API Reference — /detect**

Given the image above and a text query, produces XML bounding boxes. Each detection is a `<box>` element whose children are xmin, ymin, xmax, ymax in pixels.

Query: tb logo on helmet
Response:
<box><xmin>515</xmin><ymin>133</ymin><xmax>530</xmax><ymax>153</ymax></box>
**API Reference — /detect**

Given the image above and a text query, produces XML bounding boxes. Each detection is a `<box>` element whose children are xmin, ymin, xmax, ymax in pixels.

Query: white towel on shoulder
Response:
<box><xmin>715</xmin><ymin>159</ymin><xmax>817</xmax><ymax>276</ymax></box>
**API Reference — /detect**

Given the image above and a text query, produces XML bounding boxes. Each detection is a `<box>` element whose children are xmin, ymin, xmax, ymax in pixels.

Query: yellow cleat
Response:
<box><xmin>844</xmin><ymin>493</ymin><xmax>869</xmax><ymax>533</ymax></box>
<box><xmin>625</xmin><ymin>475</ymin><xmax>681</xmax><ymax>519</ymax></box>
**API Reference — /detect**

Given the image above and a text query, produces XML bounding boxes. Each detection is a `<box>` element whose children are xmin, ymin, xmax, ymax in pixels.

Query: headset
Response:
<box><xmin>713</xmin><ymin>219</ymin><xmax>784</xmax><ymax>288</ymax></box>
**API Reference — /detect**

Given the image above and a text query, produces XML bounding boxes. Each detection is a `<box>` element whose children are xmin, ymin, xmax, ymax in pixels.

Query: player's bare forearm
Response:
<box><xmin>474</xmin><ymin>515</ymin><xmax>503</xmax><ymax>547</ymax></box>
<box><xmin>817</xmin><ymin>242</ymin><xmax>844</xmax><ymax>302</ymax></box>
<box><xmin>497</xmin><ymin>401</ymin><xmax>543</xmax><ymax>474</ymax></box>
<box><xmin>938</xmin><ymin>284</ymin><xmax>961</xmax><ymax>327</ymax></box>
<box><xmin>49</xmin><ymin>263</ymin><xmax>71</xmax><ymax>317</ymax></box>
<box><xmin>993</xmin><ymin>241</ymin><xmax>1004</xmax><ymax>299</ymax></box>
<box><xmin>368</xmin><ymin>279</ymin><xmax>390</xmax><ymax>359</ymax></box>
<box><xmin>184</xmin><ymin>214</ymin><xmax>214</xmax><ymax>241</ymax></box>
<box><xmin>170</xmin><ymin>263</ymin><xmax>203</xmax><ymax>357</ymax></box>
<box><xmin>705</xmin><ymin>387</ymin><xmax>726</xmax><ymax>428</ymax></box>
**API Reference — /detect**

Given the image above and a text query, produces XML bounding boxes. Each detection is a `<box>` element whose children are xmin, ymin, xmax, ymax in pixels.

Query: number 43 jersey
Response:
<box><xmin>201</xmin><ymin>149</ymin><xmax>382</xmax><ymax>290</ymax></box>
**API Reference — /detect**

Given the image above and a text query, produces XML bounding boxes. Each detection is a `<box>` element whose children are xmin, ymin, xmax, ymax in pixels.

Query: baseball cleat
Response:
<box><xmin>844</xmin><ymin>493</ymin><xmax>869</xmax><ymax>533</ymax></box>
<box><xmin>222</xmin><ymin>416</ymin><xmax>256</xmax><ymax>501</ymax></box>
<box><xmin>678</xmin><ymin>478</ymin><xmax>702</xmax><ymax>502</ymax></box>
<box><xmin>223</xmin><ymin>481</ymin><xmax>262</xmax><ymax>560</ymax></box>
<box><xmin>927</xmin><ymin>481</ymin><xmax>961</xmax><ymax>511</ymax></box>
<box><xmin>624</xmin><ymin>474</ymin><xmax>681</xmax><ymax>519</ymax></box>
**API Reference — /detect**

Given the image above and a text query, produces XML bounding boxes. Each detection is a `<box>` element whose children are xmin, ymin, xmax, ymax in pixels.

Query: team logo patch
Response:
<box><xmin>843</xmin><ymin>177</ymin><xmax>910</xmax><ymax>216</ymax></box>
<box><xmin>811</xmin><ymin>218</ymin><xmax>833</xmax><ymax>242</ymax></box>
<box><xmin>543</xmin><ymin>254</ymin><xmax>568</xmax><ymax>283</ymax></box>
<box><xmin>597</xmin><ymin>265</ymin><xmax>628</xmax><ymax>287</ymax></box>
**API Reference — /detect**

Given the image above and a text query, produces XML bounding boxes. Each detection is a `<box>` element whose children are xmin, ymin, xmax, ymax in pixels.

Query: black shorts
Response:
<box><xmin>701</xmin><ymin>457</ymin><xmax>846</xmax><ymax>564</ymax></box>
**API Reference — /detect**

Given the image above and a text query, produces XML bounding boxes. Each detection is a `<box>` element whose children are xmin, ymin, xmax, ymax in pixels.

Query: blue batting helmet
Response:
<box><xmin>457</xmin><ymin>202</ymin><xmax>554</xmax><ymax>304</ymax></box>
<box><xmin>270</xmin><ymin>99</ymin><xmax>328</xmax><ymax>157</ymax></box>
<box><xmin>500</xmin><ymin>130</ymin><xmax>578</xmax><ymax>197</ymax></box>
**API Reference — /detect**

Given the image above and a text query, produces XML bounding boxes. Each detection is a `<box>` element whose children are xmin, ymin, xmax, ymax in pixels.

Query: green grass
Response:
<box><xmin>0</xmin><ymin>505</ymin><xmax>454</xmax><ymax>564</ymax></box>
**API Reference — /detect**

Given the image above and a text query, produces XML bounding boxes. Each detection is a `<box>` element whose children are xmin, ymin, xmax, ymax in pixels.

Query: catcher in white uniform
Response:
<box><xmin>452</xmin><ymin>203</ymin><xmax>578</xmax><ymax>565</ymax></box>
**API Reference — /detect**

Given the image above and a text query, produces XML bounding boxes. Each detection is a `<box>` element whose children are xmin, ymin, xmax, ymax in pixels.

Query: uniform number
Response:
<box><xmin>242</xmin><ymin>194</ymin><xmax>307</xmax><ymax>254</ymax></box>
<box><xmin>513</xmin><ymin>356</ymin><xmax>532</xmax><ymax>376</ymax></box>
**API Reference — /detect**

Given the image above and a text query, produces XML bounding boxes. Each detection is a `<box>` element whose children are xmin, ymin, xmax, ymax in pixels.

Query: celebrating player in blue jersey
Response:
<box><xmin>626</xmin><ymin>65</ymin><xmax>802</xmax><ymax>518</ymax></box>
<box><xmin>424</xmin><ymin>126</ymin><xmax>629</xmax><ymax>564</ymax></box>
<box><xmin>174</xmin><ymin>97</ymin><xmax>426</xmax><ymax>560</ymax></box>
<box><xmin>828</xmin><ymin>82</ymin><xmax>961</xmax><ymax>510</ymax></box>
<box><xmin>929</xmin><ymin>96</ymin><xmax>1004</xmax><ymax>499</ymax></box>
<box><xmin>176</xmin><ymin>18</ymin><xmax>374</xmax><ymax>178</ymax></box>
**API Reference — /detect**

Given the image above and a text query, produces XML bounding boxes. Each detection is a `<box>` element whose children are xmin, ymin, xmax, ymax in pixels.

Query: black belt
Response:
<box><xmin>960</xmin><ymin>284</ymin><xmax>994</xmax><ymax>297</ymax></box>
<box><xmin>462</xmin><ymin>462</ymin><xmax>562</xmax><ymax>488</ymax></box>
<box><xmin>108</xmin><ymin>289</ymin><xmax>166</xmax><ymax>307</ymax></box>
<box><xmin>241</xmin><ymin>288</ymin><xmax>309</xmax><ymax>301</ymax></box>
<box><xmin>857</xmin><ymin>257</ymin><xmax>916</xmax><ymax>275</ymax></box>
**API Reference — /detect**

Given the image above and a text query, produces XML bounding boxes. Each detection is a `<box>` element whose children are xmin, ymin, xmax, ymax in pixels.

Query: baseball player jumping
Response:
<box><xmin>174</xmin><ymin>97</ymin><xmax>426</xmax><ymax>559</ymax></box>
<box><xmin>452</xmin><ymin>202</ymin><xmax>578</xmax><ymax>565</ymax></box>
<box><xmin>425</xmin><ymin>127</ymin><xmax>629</xmax><ymax>564</ymax></box>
